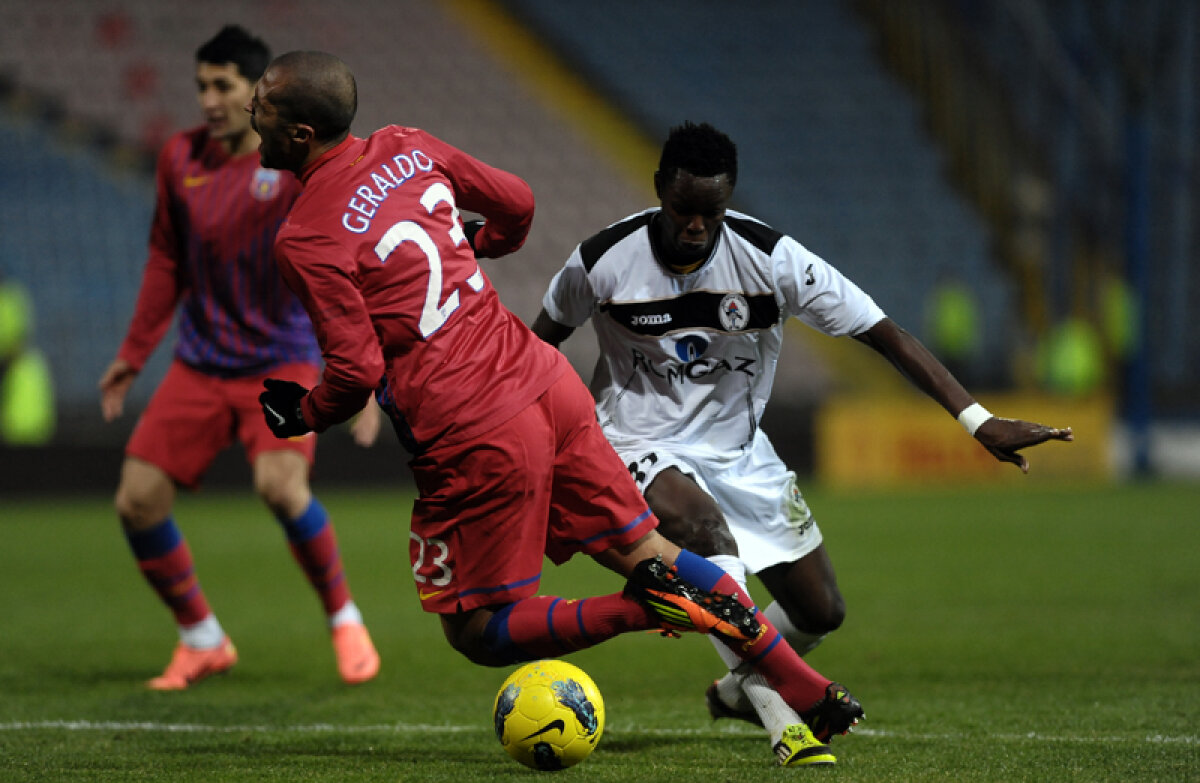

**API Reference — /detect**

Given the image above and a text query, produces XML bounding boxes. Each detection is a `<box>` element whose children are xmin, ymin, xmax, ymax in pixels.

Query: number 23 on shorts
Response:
<box><xmin>410</xmin><ymin>531</ymin><xmax>452</xmax><ymax>600</ymax></box>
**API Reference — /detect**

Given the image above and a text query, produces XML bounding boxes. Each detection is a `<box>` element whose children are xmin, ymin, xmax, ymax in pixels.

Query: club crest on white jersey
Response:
<box><xmin>718</xmin><ymin>293</ymin><xmax>750</xmax><ymax>331</ymax></box>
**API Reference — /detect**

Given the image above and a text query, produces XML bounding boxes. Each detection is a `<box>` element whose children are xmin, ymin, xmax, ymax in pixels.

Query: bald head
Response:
<box><xmin>265</xmin><ymin>50</ymin><xmax>357</xmax><ymax>143</ymax></box>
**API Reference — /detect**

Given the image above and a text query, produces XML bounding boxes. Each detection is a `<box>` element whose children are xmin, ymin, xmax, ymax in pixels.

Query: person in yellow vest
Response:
<box><xmin>926</xmin><ymin>274</ymin><xmax>981</xmax><ymax>387</ymax></box>
<box><xmin>0</xmin><ymin>278</ymin><xmax>55</xmax><ymax>445</ymax></box>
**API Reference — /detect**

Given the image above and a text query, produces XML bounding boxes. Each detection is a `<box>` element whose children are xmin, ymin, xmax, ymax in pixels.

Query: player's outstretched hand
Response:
<box><xmin>259</xmin><ymin>378</ymin><xmax>312</xmax><ymax>438</ymax></box>
<box><xmin>974</xmin><ymin>417</ymin><xmax>1074</xmax><ymax>473</ymax></box>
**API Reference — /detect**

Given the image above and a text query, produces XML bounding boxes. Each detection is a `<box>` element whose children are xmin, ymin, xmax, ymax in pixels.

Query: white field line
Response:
<box><xmin>0</xmin><ymin>720</ymin><xmax>1195</xmax><ymax>745</ymax></box>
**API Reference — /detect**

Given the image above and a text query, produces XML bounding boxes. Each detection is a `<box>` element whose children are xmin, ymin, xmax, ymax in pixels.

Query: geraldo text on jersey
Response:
<box><xmin>341</xmin><ymin>149</ymin><xmax>435</xmax><ymax>234</ymax></box>
<box><xmin>631</xmin><ymin>348</ymin><xmax>756</xmax><ymax>384</ymax></box>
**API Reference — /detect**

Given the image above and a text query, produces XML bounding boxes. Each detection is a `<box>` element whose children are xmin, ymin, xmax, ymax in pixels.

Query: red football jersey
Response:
<box><xmin>119</xmin><ymin>126</ymin><xmax>315</xmax><ymax>376</ymax></box>
<box><xmin>274</xmin><ymin>126</ymin><xmax>566</xmax><ymax>449</ymax></box>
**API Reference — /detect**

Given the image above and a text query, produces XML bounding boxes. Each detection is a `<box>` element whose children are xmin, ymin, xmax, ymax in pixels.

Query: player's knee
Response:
<box><xmin>440</xmin><ymin>610</ymin><xmax>512</xmax><ymax>667</ymax></box>
<box><xmin>644</xmin><ymin>470</ymin><xmax>735</xmax><ymax>557</ymax></box>
<box><xmin>793</xmin><ymin>594</ymin><xmax>846</xmax><ymax>635</ymax></box>
<box><xmin>814</xmin><ymin>600</ymin><xmax>846</xmax><ymax>634</ymax></box>
<box><xmin>255</xmin><ymin>480</ymin><xmax>290</xmax><ymax>514</ymax></box>
<box><xmin>253</xmin><ymin>449</ymin><xmax>311</xmax><ymax>505</ymax></box>
<box><xmin>114</xmin><ymin>460</ymin><xmax>173</xmax><ymax>529</ymax></box>
<box><xmin>253</xmin><ymin>468</ymin><xmax>306</xmax><ymax>515</ymax></box>
<box><xmin>772</xmin><ymin>580</ymin><xmax>846</xmax><ymax>636</ymax></box>
<box><xmin>443</xmin><ymin>625</ymin><xmax>508</xmax><ymax>667</ymax></box>
<box><xmin>114</xmin><ymin>482</ymin><xmax>163</xmax><ymax>530</ymax></box>
<box><xmin>114</xmin><ymin>488</ymin><xmax>144</xmax><ymax>529</ymax></box>
<box><xmin>446</xmin><ymin>635</ymin><xmax>490</xmax><ymax>666</ymax></box>
<box><xmin>654</xmin><ymin>508</ymin><xmax>736</xmax><ymax>558</ymax></box>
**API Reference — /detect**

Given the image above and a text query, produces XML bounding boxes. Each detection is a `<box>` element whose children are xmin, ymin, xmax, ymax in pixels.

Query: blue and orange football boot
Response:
<box><xmin>625</xmin><ymin>555</ymin><xmax>761</xmax><ymax>644</ymax></box>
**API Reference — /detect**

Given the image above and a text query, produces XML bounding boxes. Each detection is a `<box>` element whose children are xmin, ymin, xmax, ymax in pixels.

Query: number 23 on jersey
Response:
<box><xmin>373</xmin><ymin>182</ymin><xmax>485</xmax><ymax>339</ymax></box>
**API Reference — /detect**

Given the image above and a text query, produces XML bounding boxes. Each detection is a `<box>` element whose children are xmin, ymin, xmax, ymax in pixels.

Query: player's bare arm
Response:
<box><xmin>530</xmin><ymin>309</ymin><xmax>575</xmax><ymax>348</ymax></box>
<box><xmin>349</xmin><ymin>398</ymin><xmax>382</xmax><ymax>447</ymax></box>
<box><xmin>853</xmin><ymin>317</ymin><xmax>1072</xmax><ymax>471</ymax></box>
<box><xmin>854</xmin><ymin>318</ymin><xmax>974</xmax><ymax>414</ymax></box>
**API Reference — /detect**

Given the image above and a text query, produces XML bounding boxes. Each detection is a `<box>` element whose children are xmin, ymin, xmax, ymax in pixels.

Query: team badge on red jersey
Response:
<box><xmin>250</xmin><ymin>168</ymin><xmax>283</xmax><ymax>201</ymax></box>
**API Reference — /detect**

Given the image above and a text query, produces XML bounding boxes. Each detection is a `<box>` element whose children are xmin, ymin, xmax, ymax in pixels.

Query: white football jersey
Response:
<box><xmin>542</xmin><ymin>208</ymin><xmax>886</xmax><ymax>455</ymax></box>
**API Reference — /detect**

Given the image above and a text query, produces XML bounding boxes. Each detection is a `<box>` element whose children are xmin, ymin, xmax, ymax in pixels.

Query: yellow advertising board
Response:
<box><xmin>816</xmin><ymin>393</ymin><xmax>1112</xmax><ymax>487</ymax></box>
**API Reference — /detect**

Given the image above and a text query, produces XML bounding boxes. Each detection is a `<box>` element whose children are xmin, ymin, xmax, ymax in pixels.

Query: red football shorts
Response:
<box><xmin>126</xmin><ymin>359</ymin><xmax>320</xmax><ymax>488</ymax></box>
<box><xmin>407</xmin><ymin>370</ymin><xmax>658</xmax><ymax>614</ymax></box>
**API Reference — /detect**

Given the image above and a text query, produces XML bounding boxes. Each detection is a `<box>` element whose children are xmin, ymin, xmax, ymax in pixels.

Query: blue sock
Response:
<box><xmin>125</xmin><ymin>516</ymin><xmax>182</xmax><ymax>559</ymax></box>
<box><xmin>672</xmin><ymin>549</ymin><xmax>757</xmax><ymax>610</ymax></box>
<box><xmin>481</xmin><ymin>604</ymin><xmax>535</xmax><ymax>665</ymax></box>
<box><xmin>275</xmin><ymin>498</ymin><xmax>327</xmax><ymax>543</ymax></box>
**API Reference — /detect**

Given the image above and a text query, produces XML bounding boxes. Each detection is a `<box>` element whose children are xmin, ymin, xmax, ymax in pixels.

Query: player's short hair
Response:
<box><xmin>658</xmin><ymin>122</ymin><xmax>738</xmax><ymax>187</ymax></box>
<box><xmin>269</xmin><ymin>51</ymin><xmax>357</xmax><ymax>143</ymax></box>
<box><xmin>196</xmin><ymin>25</ymin><xmax>271</xmax><ymax>82</ymax></box>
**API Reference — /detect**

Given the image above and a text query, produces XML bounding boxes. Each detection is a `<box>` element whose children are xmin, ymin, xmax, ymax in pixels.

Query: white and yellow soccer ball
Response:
<box><xmin>493</xmin><ymin>659</ymin><xmax>605</xmax><ymax>771</ymax></box>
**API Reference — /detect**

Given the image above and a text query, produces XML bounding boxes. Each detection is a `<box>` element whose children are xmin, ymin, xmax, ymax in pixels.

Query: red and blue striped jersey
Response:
<box><xmin>117</xmin><ymin>126</ymin><xmax>318</xmax><ymax>376</ymax></box>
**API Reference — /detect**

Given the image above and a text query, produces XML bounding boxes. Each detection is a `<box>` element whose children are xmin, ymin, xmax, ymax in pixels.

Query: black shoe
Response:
<box><xmin>801</xmin><ymin>682</ymin><xmax>864</xmax><ymax>742</ymax></box>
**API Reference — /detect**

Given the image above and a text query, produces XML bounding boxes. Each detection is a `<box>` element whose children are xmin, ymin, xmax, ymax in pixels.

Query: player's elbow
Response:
<box><xmin>477</xmin><ymin>198</ymin><xmax>534</xmax><ymax>257</ymax></box>
<box><xmin>530</xmin><ymin>311</ymin><xmax>571</xmax><ymax>347</ymax></box>
<box><xmin>329</xmin><ymin>354</ymin><xmax>384</xmax><ymax>398</ymax></box>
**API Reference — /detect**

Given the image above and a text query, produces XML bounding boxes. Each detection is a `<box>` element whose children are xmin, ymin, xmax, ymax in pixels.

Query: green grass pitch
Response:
<box><xmin>2</xmin><ymin>481</ymin><xmax>1197</xmax><ymax>781</ymax></box>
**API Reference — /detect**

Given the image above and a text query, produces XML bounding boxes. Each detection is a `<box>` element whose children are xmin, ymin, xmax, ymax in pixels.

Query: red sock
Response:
<box><xmin>126</xmin><ymin>518</ymin><xmax>210</xmax><ymax>626</ymax></box>
<box><xmin>279</xmin><ymin>500</ymin><xmax>351</xmax><ymax>616</ymax></box>
<box><xmin>672</xmin><ymin>550</ymin><xmax>830</xmax><ymax>710</ymax></box>
<box><xmin>715</xmin><ymin>572</ymin><xmax>830</xmax><ymax>710</ymax></box>
<box><xmin>482</xmin><ymin>593</ymin><xmax>653</xmax><ymax>663</ymax></box>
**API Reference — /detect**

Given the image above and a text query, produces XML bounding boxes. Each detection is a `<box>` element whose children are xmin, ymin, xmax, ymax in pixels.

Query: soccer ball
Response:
<box><xmin>493</xmin><ymin>659</ymin><xmax>605</xmax><ymax>771</ymax></box>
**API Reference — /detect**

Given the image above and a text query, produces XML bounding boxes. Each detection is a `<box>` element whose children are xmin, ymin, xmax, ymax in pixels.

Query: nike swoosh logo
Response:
<box><xmin>183</xmin><ymin>175</ymin><xmax>210</xmax><ymax>187</ymax></box>
<box><xmin>521</xmin><ymin>719</ymin><xmax>565</xmax><ymax>742</ymax></box>
<box><xmin>418</xmin><ymin>589</ymin><xmax>444</xmax><ymax>600</ymax></box>
<box><xmin>263</xmin><ymin>403</ymin><xmax>286</xmax><ymax>427</ymax></box>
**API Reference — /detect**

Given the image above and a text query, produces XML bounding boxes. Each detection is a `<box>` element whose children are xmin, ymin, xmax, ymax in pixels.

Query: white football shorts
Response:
<box><xmin>608</xmin><ymin>428</ymin><xmax>822</xmax><ymax>574</ymax></box>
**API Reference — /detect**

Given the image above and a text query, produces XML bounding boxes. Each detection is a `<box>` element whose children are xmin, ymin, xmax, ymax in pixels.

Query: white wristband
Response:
<box><xmin>956</xmin><ymin>403</ymin><xmax>992</xmax><ymax>436</ymax></box>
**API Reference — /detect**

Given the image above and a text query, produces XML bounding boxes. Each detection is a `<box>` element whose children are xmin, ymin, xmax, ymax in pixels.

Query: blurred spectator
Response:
<box><xmin>925</xmin><ymin>273</ymin><xmax>982</xmax><ymax>387</ymax></box>
<box><xmin>0</xmin><ymin>278</ymin><xmax>56</xmax><ymax>445</ymax></box>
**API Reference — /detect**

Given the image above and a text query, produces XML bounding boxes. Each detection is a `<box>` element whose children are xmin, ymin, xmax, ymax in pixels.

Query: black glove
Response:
<box><xmin>259</xmin><ymin>378</ymin><xmax>311</xmax><ymax>438</ymax></box>
<box><xmin>463</xmin><ymin>219</ymin><xmax>485</xmax><ymax>256</ymax></box>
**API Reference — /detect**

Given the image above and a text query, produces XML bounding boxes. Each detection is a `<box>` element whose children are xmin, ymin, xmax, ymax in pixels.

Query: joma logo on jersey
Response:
<box><xmin>631</xmin><ymin>313</ymin><xmax>671</xmax><ymax>326</ymax></box>
<box><xmin>631</xmin><ymin>348</ymin><xmax>755</xmax><ymax>384</ymax></box>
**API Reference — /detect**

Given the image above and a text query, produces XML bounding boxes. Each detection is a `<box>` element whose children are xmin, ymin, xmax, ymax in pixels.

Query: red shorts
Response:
<box><xmin>127</xmin><ymin>359</ymin><xmax>319</xmax><ymax>488</ymax></box>
<box><xmin>407</xmin><ymin>370</ymin><xmax>657</xmax><ymax>614</ymax></box>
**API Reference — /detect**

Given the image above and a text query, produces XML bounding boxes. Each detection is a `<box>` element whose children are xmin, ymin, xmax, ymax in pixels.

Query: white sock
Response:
<box><xmin>178</xmin><ymin>614</ymin><xmax>225</xmax><ymax>649</ymax></box>
<box><xmin>741</xmin><ymin>671</ymin><xmax>803</xmax><ymax>746</ymax></box>
<box><xmin>764</xmin><ymin>600</ymin><xmax>826</xmax><ymax>656</ymax></box>
<box><xmin>712</xmin><ymin>657</ymin><xmax>752</xmax><ymax>711</ymax></box>
<box><xmin>706</xmin><ymin>554</ymin><xmax>752</xmax><ymax>711</ymax></box>
<box><xmin>328</xmin><ymin>599</ymin><xmax>363</xmax><ymax>629</ymax></box>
